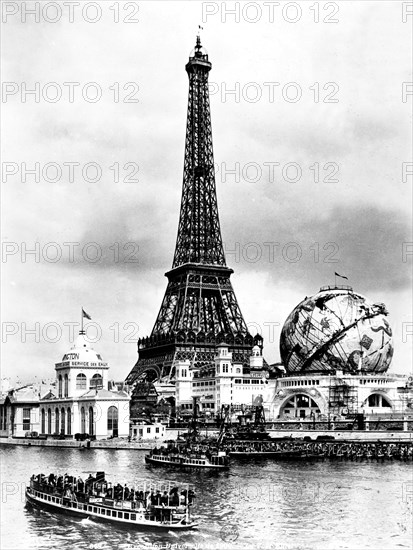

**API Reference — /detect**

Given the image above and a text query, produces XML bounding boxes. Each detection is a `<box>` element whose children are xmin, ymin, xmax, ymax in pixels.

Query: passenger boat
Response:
<box><xmin>145</xmin><ymin>446</ymin><xmax>229</xmax><ymax>470</ymax></box>
<box><xmin>145</xmin><ymin>397</ymin><xmax>230</xmax><ymax>470</ymax></box>
<box><xmin>25</xmin><ymin>472</ymin><xmax>198</xmax><ymax>530</ymax></box>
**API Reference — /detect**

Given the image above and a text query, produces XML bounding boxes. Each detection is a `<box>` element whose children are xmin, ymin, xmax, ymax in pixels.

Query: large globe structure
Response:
<box><xmin>280</xmin><ymin>286</ymin><xmax>393</xmax><ymax>375</ymax></box>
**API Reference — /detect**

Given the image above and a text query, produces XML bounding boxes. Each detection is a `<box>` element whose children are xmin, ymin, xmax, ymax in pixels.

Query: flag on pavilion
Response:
<box><xmin>82</xmin><ymin>308</ymin><xmax>91</xmax><ymax>320</ymax></box>
<box><xmin>335</xmin><ymin>272</ymin><xmax>348</xmax><ymax>280</ymax></box>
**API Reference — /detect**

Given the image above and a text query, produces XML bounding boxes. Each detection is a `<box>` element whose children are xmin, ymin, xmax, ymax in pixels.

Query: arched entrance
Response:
<box><xmin>61</xmin><ymin>408</ymin><xmax>65</xmax><ymax>434</ymax></box>
<box><xmin>55</xmin><ymin>408</ymin><xmax>59</xmax><ymax>434</ymax></box>
<box><xmin>81</xmin><ymin>407</ymin><xmax>86</xmax><ymax>434</ymax></box>
<box><xmin>107</xmin><ymin>406</ymin><xmax>118</xmax><ymax>437</ymax></box>
<box><xmin>280</xmin><ymin>393</ymin><xmax>321</xmax><ymax>419</ymax></box>
<box><xmin>47</xmin><ymin>408</ymin><xmax>52</xmax><ymax>434</ymax></box>
<box><xmin>41</xmin><ymin>409</ymin><xmax>45</xmax><ymax>434</ymax></box>
<box><xmin>67</xmin><ymin>407</ymin><xmax>71</xmax><ymax>435</ymax></box>
<box><xmin>88</xmin><ymin>406</ymin><xmax>94</xmax><ymax>436</ymax></box>
<box><xmin>363</xmin><ymin>393</ymin><xmax>392</xmax><ymax>410</ymax></box>
<box><xmin>64</xmin><ymin>374</ymin><xmax>69</xmax><ymax>397</ymax></box>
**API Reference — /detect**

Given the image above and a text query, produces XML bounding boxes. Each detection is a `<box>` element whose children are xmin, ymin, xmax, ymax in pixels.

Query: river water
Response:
<box><xmin>0</xmin><ymin>446</ymin><xmax>412</xmax><ymax>550</ymax></box>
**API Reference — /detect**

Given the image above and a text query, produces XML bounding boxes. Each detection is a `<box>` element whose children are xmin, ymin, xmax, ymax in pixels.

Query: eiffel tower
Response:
<box><xmin>126</xmin><ymin>37</ymin><xmax>262</xmax><ymax>410</ymax></box>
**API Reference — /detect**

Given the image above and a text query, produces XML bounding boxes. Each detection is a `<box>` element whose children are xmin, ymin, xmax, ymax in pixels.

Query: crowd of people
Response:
<box><xmin>309</xmin><ymin>441</ymin><xmax>413</xmax><ymax>460</ymax></box>
<box><xmin>224</xmin><ymin>440</ymin><xmax>413</xmax><ymax>460</ymax></box>
<box><xmin>149</xmin><ymin>438</ymin><xmax>413</xmax><ymax>463</ymax></box>
<box><xmin>150</xmin><ymin>442</ymin><xmax>217</xmax><ymax>461</ymax></box>
<box><xmin>30</xmin><ymin>473</ymin><xmax>195</xmax><ymax>509</ymax></box>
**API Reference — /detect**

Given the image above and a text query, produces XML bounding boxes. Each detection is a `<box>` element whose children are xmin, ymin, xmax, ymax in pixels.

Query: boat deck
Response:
<box><xmin>145</xmin><ymin>453</ymin><xmax>229</xmax><ymax>469</ymax></box>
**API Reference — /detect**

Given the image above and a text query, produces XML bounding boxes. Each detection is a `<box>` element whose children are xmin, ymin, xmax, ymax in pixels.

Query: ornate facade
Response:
<box><xmin>40</xmin><ymin>331</ymin><xmax>130</xmax><ymax>440</ymax></box>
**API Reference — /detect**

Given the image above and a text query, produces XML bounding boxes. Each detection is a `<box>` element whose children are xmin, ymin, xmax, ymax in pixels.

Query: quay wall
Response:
<box><xmin>1</xmin><ymin>428</ymin><xmax>412</xmax><ymax>449</ymax></box>
<box><xmin>0</xmin><ymin>438</ymin><xmax>158</xmax><ymax>450</ymax></box>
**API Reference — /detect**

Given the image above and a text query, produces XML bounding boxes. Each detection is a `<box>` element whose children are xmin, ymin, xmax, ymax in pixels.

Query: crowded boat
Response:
<box><xmin>146</xmin><ymin>441</ymin><xmax>229</xmax><ymax>470</ymax></box>
<box><xmin>25</xmin><ymin>472</ymin><xmax>198</xmax><ymax>529</ymax></box>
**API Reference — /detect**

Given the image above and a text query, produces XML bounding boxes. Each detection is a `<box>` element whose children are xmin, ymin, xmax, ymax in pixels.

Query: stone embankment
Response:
<box><xmin>0</xmin><ymin>437</ymin><xmax>159</xmax><ymax>450</ymax></box>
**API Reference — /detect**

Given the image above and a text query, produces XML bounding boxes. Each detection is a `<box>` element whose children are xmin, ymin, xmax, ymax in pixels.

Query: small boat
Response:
<box><xmin>25</xmin><ymin>472</ymin><xmax>198</xmax><ymax>530</ymax></box>
<box><xmin>145</xmin><ymin>397</ymin><xmax>229</xmax><ymax>471</ymax></box>
<box><xmin>145</xmin><ymin>447</ymin><xmax>229</xmax><ymax>470</ymax></box>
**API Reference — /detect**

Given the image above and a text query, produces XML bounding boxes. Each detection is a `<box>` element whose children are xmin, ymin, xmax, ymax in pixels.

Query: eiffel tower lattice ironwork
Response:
<box><xmin>126</xmin><ymin>37</ymin><xmax>262</xmax><ymax>403</ymax></box>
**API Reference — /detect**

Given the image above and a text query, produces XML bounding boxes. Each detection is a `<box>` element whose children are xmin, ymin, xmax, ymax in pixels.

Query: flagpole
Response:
<box><xmin>334</xmin><ymin>273</ymin><xmax>337</xmax><ymax>287</ymax></box>
<box><xmin>81</xmin><ymin>307</ymin><xmax>83</xmax><ymax>334</ymax></box>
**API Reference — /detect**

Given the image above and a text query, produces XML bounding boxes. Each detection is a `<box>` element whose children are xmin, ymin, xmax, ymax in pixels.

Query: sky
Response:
<box><xmin>1</xmin><ymin>0</ymin><xmax>412</xmax><ymax>385</ymax></box>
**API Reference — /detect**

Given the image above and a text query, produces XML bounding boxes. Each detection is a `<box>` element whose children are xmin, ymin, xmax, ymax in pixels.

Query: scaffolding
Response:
<box><xmin>328</xmin><ymin>378</ymin><xmax>358</xmax><ymax>415</ymax></box>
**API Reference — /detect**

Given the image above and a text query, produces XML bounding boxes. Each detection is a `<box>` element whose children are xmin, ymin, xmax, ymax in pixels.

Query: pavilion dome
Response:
<box><xmin>61</xmin><ymin>332</ymin><xmax>105</xmax><ymax>364</ymax></box>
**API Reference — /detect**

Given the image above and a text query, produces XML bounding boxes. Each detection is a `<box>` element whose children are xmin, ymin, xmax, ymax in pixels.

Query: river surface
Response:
<box><xmin>0</xmin><ymin>446</ymin><xmax>412</xmax><ymax>550</ymax></box>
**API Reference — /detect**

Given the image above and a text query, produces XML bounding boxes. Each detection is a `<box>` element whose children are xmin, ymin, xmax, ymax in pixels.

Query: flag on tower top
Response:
<box><xmin>82</xmin><ymin>308</ymin><xmax>91</xmax><ymax>320</ymax></box>
<box><xmin>335</xmin><ymin>272</ymin><xmax>348</xmax><ymax>280</ymax></box>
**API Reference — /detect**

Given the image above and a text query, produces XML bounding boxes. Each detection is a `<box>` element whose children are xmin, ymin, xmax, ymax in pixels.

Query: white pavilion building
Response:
<box><xmin>40</xmin><ymin>331</ymin><xmax>130</xmax><ymax>440</ymax></box>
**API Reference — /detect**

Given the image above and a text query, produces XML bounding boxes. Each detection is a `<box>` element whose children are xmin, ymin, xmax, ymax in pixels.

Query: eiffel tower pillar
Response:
<box><xmin>126</xmin><ymin>37</ymin><xmax>263</xmax><ymax>415</ymax></box>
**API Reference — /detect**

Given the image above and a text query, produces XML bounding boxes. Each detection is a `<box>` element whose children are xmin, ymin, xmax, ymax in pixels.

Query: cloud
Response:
<box><xmin>221</xmin><ymin>204</ymin><xmax>411</xmax><ymax>293</ymax></box>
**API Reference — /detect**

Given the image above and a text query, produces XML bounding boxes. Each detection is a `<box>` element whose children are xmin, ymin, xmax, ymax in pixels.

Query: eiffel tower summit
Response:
<box><xmin>126</xmin><ymin>36</ymin><xmax>265</xmax><ymax>415</ymax></box>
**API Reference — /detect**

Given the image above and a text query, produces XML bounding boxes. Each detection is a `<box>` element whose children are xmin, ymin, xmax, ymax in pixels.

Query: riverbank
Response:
<box><xmin>1</xmin><ymin>427</ymin><xmax>412</xmax><ymax>449</ymax></box>
<box><xmin>0</xmin><ymin>437</ymin><xmax>159</xmax><ymax>450</ymax></box>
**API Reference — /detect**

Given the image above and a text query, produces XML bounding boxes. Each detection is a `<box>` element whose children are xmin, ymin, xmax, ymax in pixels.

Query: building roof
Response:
<box><xmin>3</xmin><ymin>384</ymin><xmax>55</xmax><ymax>404</ymax></box>
<box><xmin>41</xmin><ymin>390</ymin><xmax>58</xmax><ymax>401</ymax></box>
<box><xmin>78</xmin><ymin>388</ymin><xmax>130</xmax><ymax>401</ymax></box>
<box><xmin>59</xmin><ymin>332</ymin><xmax>107</xmax><ymax>367</ymax></box>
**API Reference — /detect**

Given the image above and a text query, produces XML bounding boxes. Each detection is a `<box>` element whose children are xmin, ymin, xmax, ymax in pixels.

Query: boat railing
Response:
<box><xmin>30</xmin><ymin>474</ymin><xmax>195</xmax><ymax>514</ymax></box>
<box><xmin>28</xmin><ymin>486</ymin><xmax>194</xmax><ymax>526</ymax></box>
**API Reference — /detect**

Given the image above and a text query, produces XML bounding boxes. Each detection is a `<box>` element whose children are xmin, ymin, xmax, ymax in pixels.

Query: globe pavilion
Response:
<box><xmin>266</xmin><ymin>285</ymin><xmax>413</xmax><ymax>423</ymax></box>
